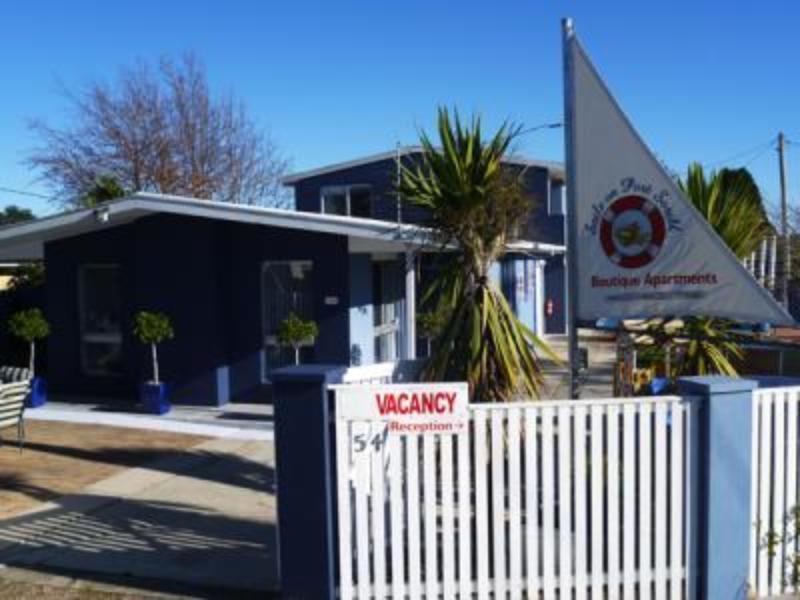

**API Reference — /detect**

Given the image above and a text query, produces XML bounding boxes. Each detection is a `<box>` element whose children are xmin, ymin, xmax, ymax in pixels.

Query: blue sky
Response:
<box><xmin>1</xmin><ymin>1</ymin><xmax>799</xmax><ymax>217</ymax></box>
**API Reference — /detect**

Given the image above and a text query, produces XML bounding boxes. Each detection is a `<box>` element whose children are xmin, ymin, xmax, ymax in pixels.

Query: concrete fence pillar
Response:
<box><xmin>271</xmin><ymin>365</ymin><xmax>345</xmax><ymax>600</ymax></box>
<box><xmin>678</xmin><ymin>376</ymin><xmax>757</xmax><ymax>600</ymax></box>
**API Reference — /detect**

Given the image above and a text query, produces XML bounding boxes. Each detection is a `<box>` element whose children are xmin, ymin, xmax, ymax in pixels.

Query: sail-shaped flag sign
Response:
<box><xmin>563</xmin><ymin>21</ymin><xmax>793</xmax><ymax>326</ymax></box>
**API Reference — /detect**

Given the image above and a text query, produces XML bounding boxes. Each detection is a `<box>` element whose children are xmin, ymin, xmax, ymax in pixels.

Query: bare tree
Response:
<box><xmin>28</xmin><ymin>54</ymin><xmax>290</xmax><ymax>209</ymax></box>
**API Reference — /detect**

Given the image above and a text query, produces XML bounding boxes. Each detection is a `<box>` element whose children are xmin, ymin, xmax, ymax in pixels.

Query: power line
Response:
<box><xmin>0</xmin><ymin>186</ymin><xmax>53</xmax><ymax>201</ymax></box>
<box><xmin>704</xmin><ymin>137</ymin><xmax>776</xmax><ymax>169</ymax></box>
<box><xmin>742</xmin><ymin>143</ymin><xmax>776</xmax><ymax>168</ymax></box>
<box><xmin>518</xmin><ymin>122</ymin><xmax>563</xmax><ymax>136</ymax></box>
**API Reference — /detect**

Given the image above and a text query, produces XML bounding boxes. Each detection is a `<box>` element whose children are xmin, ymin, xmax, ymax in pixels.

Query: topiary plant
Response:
<box><xmin>417</xmin><ymin>308</ymin><xmax>449</xmax><ymax>357</ymax></box>
<box><xmin>8</xmin><ymin>308</ymin><xmax>50</xmax><ymax>376</ymax></box>
<box><xmin>132</xmin><ymin>311</ymin><xmax>174</xmax><ymax>384</ymax></box>
<box><xmin>277</xmin><ymin>313</ymin><xmax>318</xmax><ymax>365</ymax></box>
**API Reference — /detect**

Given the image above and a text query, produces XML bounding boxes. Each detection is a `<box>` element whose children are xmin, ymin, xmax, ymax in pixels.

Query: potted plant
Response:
<box><xmin>8</xmin><ymin>308</ymin><xmax>50</xmax><ymax>407</ymax></box>
<box><xmin>417</xmin><ymin>308</ymin><xmax>448</xmax><ymax>358</ymax></box>
<box><xmin>277</xmin><ymin>313</ymin><xmax>318</xmax><ymax>365</ymax></box>
<box><xmin>132</xmin><ymin>310</ymin><xmax>174</xmax><ymax>415</ymax></box>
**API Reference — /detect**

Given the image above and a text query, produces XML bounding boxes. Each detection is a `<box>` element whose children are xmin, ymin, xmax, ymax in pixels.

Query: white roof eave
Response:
<box><xmin>0</xmin><ymin>193</ymin><xmax>436</xmax><ymax>260</ymax></box>
<box><xmin>0</xmin><ymin>191</ymin><xmax>565</xmax><ymax>261</ymax></box>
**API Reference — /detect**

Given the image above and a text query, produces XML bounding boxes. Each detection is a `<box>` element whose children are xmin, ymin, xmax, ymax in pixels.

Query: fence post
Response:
<box><xmin>678</xmin><ymin>376</ymin><xmax>757</xmax><ymax>600</ymax></box>
<box><xmin>271</xmin><ymin>365</ymin><xmax>345</xmax><ymax>600</ymax></box>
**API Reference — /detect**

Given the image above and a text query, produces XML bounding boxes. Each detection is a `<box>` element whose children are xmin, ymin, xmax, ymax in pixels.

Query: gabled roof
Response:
<box><xmin>282</xmin><ymin>146</ymin><xmax>566</xmax><ymax>185</ymax></box>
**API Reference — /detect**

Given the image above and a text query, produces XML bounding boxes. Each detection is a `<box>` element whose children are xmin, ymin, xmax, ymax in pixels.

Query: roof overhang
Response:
<box><xmin>0</xmin><ymin>192</ymin><xmax>435</xmax><ymax>260</ymax></box>
<box><xmin>282</xmin><ymin>146</ymin><xmax>566</xmax><ymax>185</ymax></box>
<box><xmin>0</xmin><ymin>192</ymin><xmax>565</xmax><ymax>261</ymax></box>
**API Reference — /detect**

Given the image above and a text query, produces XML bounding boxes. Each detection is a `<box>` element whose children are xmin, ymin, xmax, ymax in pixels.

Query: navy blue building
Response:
<box><xmin>0</xmin><ymin>149</ymin><xmax>565</xmax><ymax>406</ymax></box>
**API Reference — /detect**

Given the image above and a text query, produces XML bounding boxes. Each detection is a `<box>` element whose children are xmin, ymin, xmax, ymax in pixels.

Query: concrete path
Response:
<box><xmin>0</xmin><ymin>437</ymin><xmax>278</xmax><ymax>595</ymax></box>
<box><xmin>26</xmin><ymin>402</ymin><xmax>273</xmax><ymax>441</ymax></box>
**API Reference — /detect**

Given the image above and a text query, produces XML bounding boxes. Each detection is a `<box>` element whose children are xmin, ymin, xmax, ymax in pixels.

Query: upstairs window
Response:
<box><xmin>321</xmin><ymin>185</ymin><xmax>371</xmax><ymax>218</ymax></box>
<box><xmin>78</xmin><ymin>265</ymin><xmax>123</xmax><ymax>376</ymax></box>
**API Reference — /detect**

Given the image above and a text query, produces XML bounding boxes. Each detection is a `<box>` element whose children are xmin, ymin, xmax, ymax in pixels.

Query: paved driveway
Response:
<box><xmin>0</xmin><ymin>437</ymin><xmax>277</xmax><ymax>596</ymax></box>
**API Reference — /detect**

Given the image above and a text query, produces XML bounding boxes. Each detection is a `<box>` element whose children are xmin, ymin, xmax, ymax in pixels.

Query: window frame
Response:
<box><xmin>320</xmin><ymin>184</ymin><xmax>372</xmax><ymax>218</ymax></box>
<box><xmin>260</xmin><ymin>260</ymin><xmax>316</xmax><ymax>381</ymax></box>
<box><xmin>77</xmin><ymin>263</ymin><xmax>124</xmax><ymax>377</ymax></box>
<box><xmin>260</xmin><ymin>259</ymin><xmax>315</xmax><ymax>347</ymax></box>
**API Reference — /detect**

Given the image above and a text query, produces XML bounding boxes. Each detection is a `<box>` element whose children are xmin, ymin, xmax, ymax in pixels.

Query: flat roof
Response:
<box><xmin>282</xmin><ymin>146</ymin><xmax>566</xmax><ymax>185</ymax></box>
<box><xmin>0</xmin><ymin>192</ymin><xmax>430</xmax><ymax>260</ymax></box>
<box><xmin>0</xmin><ymin>192</ymin><xmax>565</xmax><ymax>260</ymax></box>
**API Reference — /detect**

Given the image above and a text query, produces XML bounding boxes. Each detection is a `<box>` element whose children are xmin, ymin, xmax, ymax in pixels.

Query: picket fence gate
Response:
<box><xmin>750</xmin><ymin>386</ymin><xmax>800</xmax><ymax>597</ymax></box>
<box><xmin>333</xmin><ymin>392</ymin><xmax>700</xmax><ymax>599</ymax></box>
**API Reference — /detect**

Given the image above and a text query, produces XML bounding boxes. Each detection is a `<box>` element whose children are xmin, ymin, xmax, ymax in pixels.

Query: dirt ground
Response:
<box><xmin>0</xmin><ymin>580</ymin><xmax>165</xmax><ymax>599</ymax></box>
<box><xmin>0</xmin><ymin>421</ymin><xmax>209</xmax><ymax>519</ymax></box>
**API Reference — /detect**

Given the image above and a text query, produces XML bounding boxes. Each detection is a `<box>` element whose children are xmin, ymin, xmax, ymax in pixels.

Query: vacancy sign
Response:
<box><xmin>336</xmin><ymin>382</ymin><xmax>469</xmax><ymax>435</ymax></box>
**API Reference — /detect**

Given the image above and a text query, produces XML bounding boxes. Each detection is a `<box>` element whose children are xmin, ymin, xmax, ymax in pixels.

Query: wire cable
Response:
<box><xmin>0</xmin><ymin>186</ymin><xmax>52</xmax><ymax>201</ymax></box>
<box><xmin>704</xmin><ymin>137</ymin><xmax>776</xmax><ymax>169</ymax></box>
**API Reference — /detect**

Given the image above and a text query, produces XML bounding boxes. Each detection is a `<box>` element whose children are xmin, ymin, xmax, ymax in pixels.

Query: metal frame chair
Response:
<box><xmin>0</xmin><ymin>381</ymin><xmax>31</xmax><ymax>452</ymax></box>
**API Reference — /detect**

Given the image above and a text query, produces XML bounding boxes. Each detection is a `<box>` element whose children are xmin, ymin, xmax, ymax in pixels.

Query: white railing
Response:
<box><xmin>339</xmin><ymin>360</ymin><xmax>423</xmax><ymax>385</ymax></box>
<box><xmin>334</xmin><ymin>394</ymin><xmax>699</xmax><ymax>599</ymax></box>
<box><xmin>750</xmin><ymin>386</ymin><xmax>800</xmax><ymax>597</ymax></box>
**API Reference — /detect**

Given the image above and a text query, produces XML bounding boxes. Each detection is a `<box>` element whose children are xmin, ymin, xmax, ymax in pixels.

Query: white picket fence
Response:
<box><xmin>750</xmin><ymin>386</ymin><xmax>800</xmax><ymax>597</ymax></box>
<box><xmin>333</xmin><ymin>394</ymin><xmax>699</xmax><ymax>599</ymax></box>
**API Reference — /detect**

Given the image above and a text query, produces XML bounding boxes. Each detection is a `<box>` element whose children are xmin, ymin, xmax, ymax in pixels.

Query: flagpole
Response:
<box><xmin>562</xmin><ymin>17</ymin><xmax>581</xmax><ymax>399</ymax></box>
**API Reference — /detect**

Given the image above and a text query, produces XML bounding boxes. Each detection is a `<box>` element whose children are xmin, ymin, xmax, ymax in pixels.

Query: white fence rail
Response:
<box><xmin>339</xmin><ymin>361</ymin><xmax>423</xmax><ymax>385</ymax></box>
<box><xmin>334</xmin><ymin>394</ymin><xmax>699</xmax><ymax>598</ymax></box>
<box><xmin>750</xmin><ymin>386</ymin><xmax>800</xmax><ymax>597</ymax></box>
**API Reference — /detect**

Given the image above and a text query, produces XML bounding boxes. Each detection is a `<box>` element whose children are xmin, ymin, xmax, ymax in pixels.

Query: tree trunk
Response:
<box><xmin>152</xmin><ymin>343</ymin><xmax>159</xmax><ymax>385</ymax></box>
<box><xmin>29</xmin><ymin>341</ymin><xmax>35</xmax><ymax>378</ymax></box>
<box><xmin>294</xmin><ymin>345</ymin><xmax>300</xmax><ymax>366</ymax></box>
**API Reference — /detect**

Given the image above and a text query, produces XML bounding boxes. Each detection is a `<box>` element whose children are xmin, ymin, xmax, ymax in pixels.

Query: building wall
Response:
<box><xmin>44</xmin><ymin>214</ymin><xmax>351</xmax><ymax>405</ymax></box>
<box><xmin>348</xmin><ymin>254</ymin><xmax>375</xmax><ymax>366</ymax></box>
<box><xmin>544</xmin><ymin>255</ymin><xmax>566</xmax><ymax>334</ymax></box>
<box><xmin>293</xmin><ymin>157</ymin><xmax>430</xmax><ymax>225</ymax></box>
<box><xmin>291</xmin><ymin>155</ymin><xmax>565</xmax><ymax>245</ymax></box>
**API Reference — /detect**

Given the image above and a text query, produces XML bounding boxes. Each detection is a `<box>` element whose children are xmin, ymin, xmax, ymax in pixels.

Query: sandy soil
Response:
<box><xmin>0</xmin><ymin>421</ymin><xmax>209</xmax><ymax>519</ymax></box>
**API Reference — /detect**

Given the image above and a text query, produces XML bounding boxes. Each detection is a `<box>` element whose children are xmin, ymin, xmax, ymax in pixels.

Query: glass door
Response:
<box><xmin>373</xmin><ymin>260</ymin><xmax>403</xmax><ymax>362</ymax></box>
<box><xmin>261</xmin><ymin>261</ymin><xmax>314</xmax><ymax>377</ymax></box>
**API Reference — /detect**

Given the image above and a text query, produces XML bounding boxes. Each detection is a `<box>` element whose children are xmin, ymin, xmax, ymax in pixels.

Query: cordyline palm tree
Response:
<box><xmin>652</xmin><ymin>163</ymin><xmax>772</xmax><ymax>376</ymax></box>
<box><xmin>397</xmin><ymin>108</ymin><xmax>555</xmax><ymax>402</ymax></box>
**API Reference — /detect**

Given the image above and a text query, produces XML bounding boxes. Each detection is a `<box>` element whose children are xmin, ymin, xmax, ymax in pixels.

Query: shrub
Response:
<box><xmin>132</xmin><ymin>311</ymin><xmax>174</xmax><ymax>384</ymax></box>
<box><xmin>8</xmin><ymin>308</ymin><xmax>50</xmax><ymax>375</ymax></box>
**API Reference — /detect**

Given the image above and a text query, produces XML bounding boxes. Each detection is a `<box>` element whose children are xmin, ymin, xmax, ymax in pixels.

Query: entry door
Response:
<box><xmin>373</xmin><ymin>261</ymin><xmax>403</xmax><ymax>362</ymax></box>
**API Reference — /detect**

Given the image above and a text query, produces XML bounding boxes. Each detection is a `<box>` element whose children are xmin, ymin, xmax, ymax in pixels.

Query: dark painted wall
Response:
<box><xmin>293</xmin><ymin>157</ymin><xmax>429</xmax><ymax>224</ymax></box>
<box><xmin>0</xmin><ymin>284</ymin><xmax>46</xmax><ymax>373</ymax></box>
<box><xmin>544</xmin><ymin>255</ymin><xmax>566</xmax><ymax>334</ymax></box>
<box><xmin>44</xmin><ymin>214</ymin><xmax>351</xmax><ymax>404</ymax></box>
<box><xmin>290</xmin><ymin>154</ymin><xmax>565</xmax><ymax>245</ymax></box>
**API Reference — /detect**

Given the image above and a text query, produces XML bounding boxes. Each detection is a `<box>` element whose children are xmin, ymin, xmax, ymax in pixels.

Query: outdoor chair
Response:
<box><xmin>0</xmin><ymin>366</ymin><xmax>31</xmax><ymax>384</ymax></box>
<box><xmin>0</xmin><ymin>380</ymin><xmax>32</xmax><ymax>452</ymax></box>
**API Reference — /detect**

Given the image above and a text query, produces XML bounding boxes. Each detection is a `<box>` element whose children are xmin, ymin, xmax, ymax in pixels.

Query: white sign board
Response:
<box><xmin>335</xmin><ymin>382</ymin><xmax>469</xmax><ymax>435</ymax></box>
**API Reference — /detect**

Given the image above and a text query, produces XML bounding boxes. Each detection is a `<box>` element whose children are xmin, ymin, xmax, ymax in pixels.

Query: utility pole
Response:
<box><xmin>778</xmin><ymin>132</ymin><xmax>790</xmax><ymax>308</ymax></box>
<box><xmin>562</xmin><ymin>17</ymin><xmax>581</xmax><ymax>399</ymax></box>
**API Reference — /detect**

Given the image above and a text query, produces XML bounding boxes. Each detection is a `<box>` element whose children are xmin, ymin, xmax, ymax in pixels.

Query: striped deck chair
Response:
<box><xmin>0</xmin><ymin>380</ymin><xmax>31</xmax><ymax>452</ymax></box>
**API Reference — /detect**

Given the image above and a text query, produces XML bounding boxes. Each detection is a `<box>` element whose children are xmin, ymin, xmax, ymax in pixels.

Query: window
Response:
<box><xmin>549</xmin><ymin>181</ymin><xmax>565</xmax><ymax>215</ymax></box>
<box><xmin>373</xmin><ymin>261</ymin><xmax>403</xmax><ymax>362</ymax></box>
<box><xmin>262</xmin><ymin>261</ymin><xmax>315</xmax><ymax>371</ymax></box>
<box><xmin>79</xmin><ymin>265</ymin><xmax>123</xmax><ymax>376</ymax></box>
<box><xmin>321</xmin><ymin>185</ymin><xmax>371</xmax><ymax>218</ymax></box>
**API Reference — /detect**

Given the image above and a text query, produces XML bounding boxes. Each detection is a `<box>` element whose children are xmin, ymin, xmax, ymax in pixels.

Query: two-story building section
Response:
<box><xmin>283</xmin><ymin>147</ymin><xmax>568</xmax><ymax>363</ymax></box>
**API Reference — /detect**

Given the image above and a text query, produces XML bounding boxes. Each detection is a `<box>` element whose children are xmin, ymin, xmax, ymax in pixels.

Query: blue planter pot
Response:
<box><xmin>140</xmin><ymin>382</ymin><xmax>171</xmax><ymax>415</ymax></box>
<box><xmin>26</xmin><ymin>376</ymin><xmax>47</xmax><ymax>408</ymax></box>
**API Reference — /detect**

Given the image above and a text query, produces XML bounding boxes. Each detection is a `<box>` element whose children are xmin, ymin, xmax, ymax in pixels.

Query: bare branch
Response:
<box><xmin>27</xmin><ymin>53</ymin><xmax>289</xmax><ymax>209</ymax></box>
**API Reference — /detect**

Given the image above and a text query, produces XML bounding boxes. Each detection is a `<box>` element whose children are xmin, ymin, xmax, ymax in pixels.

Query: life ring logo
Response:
<box><xmin>599</xmin><ymin>195</ymin><xmax>667</xmax><ymax>269</ymax></box>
